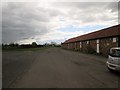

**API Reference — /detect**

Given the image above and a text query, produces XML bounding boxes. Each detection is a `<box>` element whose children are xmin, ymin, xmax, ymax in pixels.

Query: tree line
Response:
<box><xmin>2</xmin><ymin>42</ymin><xmax>43</xmax><ymax>49</ymax></box>
<box><xmin>2</xmin><ymin>42</ymin><xmax>61</xmax><ymax>49</ymax></box>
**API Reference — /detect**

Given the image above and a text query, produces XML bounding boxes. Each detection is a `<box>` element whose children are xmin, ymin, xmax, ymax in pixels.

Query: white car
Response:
<box><xmin>106</xmin><ymin>47</ymin><xmax>120</xmax><ymax>72</ymax></box>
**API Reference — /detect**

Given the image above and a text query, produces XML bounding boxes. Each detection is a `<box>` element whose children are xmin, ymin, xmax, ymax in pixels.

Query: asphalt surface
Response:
<box><xmin>2</xmin><ymin>47</ymin><xmax>120</xmax><ymax>88</ymax></box>
<box><xmin>2</xmin><ymin>50</ymin><xmax>38</xmax><ymax>88</ymax></box>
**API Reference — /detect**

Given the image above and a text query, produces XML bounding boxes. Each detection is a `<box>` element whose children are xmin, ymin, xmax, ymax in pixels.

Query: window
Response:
<box><xmin>113</xmin><ymin>37</ymin><xmax>116</xmax><ymax>42</ymax></box>
<box><xmin>110</xmin><ymin>49</ymin><xmax>120</xmax><ymax>57</ymax></box>
<box><xmin>97</xmin><ymin>40</ymin><xmax>99</xmax><ymax>43</ymax></box>
<box><xmin>80</xmin><ymin>42</ymin><xmax>82</xmax><ymax>48</ymax></box>
<box><xmin>87</xmin><ymin>41</ymin><xmax>89</xmax><ymax>44</ymax></box>
<box><xmin>80</xmin><ymin>44</ymin><xmax>82</xmax><ymax>48</ymax></box>
<box><xmin>68</xmin><ymin>44</ymin><xmax>69</xmax><ymax>48</ymax></box>
<box><xmin>75</xmin><ymin>43</ymin><xmax>76</xmax><ymax>46</ymax></box>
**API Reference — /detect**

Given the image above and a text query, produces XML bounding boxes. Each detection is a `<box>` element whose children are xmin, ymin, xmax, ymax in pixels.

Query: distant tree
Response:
<box><xmin>32</xmin><ymin>42</ymin><xmax>37</xmax><ymax>47</ymax></box>
<box><xmin>2</xmin><ymin>43</ymin><xmax>8</xmax><ymax>47</ymax></box>
<box><xmin>44</xmin><ymin>43</ymin><xmax>49</xmax><ymax>46</ymax></box>
<box><xmin>9</xmin><ymin>43</ymin><xmax>15</xmax><ymax>47</ymax></box>
<box><xmin>50</xmin><ymin>42</ymin><xmax>57</xmax><ymax>46</ymax></box>
<box><xmin>14</xmin><ymin>43</ymin><xmax>19</xmax><ymax>46</ymax></box>
<box><xmin>2</xmin><ymin>43</ymin><xmax>4</xmax><ymax>46</ymax></box>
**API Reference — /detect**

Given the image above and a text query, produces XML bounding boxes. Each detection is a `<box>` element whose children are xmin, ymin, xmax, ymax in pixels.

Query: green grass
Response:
<box><xmin>2</xmin><ymin>47</ymin><xmax>49</xmax><ymax>52</ymax></box>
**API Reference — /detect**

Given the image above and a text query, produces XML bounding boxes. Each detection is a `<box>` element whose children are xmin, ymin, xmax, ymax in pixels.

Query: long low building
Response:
<box><xmin>61</xmin><ymin>24</ymin><xmax>120</xmax><ymax>56</ymax></box>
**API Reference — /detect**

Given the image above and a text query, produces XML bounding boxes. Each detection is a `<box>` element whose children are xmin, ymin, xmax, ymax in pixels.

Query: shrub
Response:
<box><xmin>75</xmin><ymin>48</ymin><xmax>79</xmax><ymax>51</ymax></box>
<box><xmin>86</xmin><ymin>46</ymin><xmax>96</xmax><ymax>54</ymax></box>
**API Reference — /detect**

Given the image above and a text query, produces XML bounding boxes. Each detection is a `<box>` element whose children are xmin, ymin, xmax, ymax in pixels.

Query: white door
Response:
<box><xmin>97</xmin><ymin>40</ymin><xmax>99</xmax><ymax>53</ymax></box>
<box><xmin>97</xmin><ymin>43</ymin><xmax>99</xmax><ymax>53</ymax></box>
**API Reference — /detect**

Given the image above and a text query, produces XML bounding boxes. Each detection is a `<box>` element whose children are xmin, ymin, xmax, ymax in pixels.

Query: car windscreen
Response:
<box><xmin>110</xmin><ymin>49</ymin><xmax>120</xmax><ymax>57</ymax></box>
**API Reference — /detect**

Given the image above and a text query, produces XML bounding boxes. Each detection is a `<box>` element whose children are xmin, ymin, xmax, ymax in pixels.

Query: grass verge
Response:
<box><xmin>2</xmin><ymin>46</ymin><xmax>50</xmax><ymax>52</ymax></box>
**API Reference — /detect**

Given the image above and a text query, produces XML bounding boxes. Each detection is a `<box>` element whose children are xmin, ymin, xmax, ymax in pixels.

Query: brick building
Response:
<box><xmin>61</xmin><ymin>24</ymin><xmax>120</xmax><ymax>56</ymax></box>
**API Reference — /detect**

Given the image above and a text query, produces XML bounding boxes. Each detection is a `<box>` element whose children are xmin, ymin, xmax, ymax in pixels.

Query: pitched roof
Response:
<box><xmin>64</xmin><ymin>24</ymin><xmax>120</xmax><ymax>44</ymax></box>
<box><xmin>64</xmin><ymin>37</ymin><xmax>78</xmax><ymax>43</ymax></box>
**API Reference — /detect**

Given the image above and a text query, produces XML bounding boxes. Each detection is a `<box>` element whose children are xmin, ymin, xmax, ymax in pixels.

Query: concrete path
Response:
<box><xmin>3</xmin><ymin>47</ymin><xmax>119</xmax><ymax>88</ymax></box>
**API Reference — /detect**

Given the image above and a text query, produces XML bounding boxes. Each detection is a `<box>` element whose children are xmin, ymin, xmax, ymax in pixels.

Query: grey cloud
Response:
<box><xmin>53</xmin><ymin>2</ymin><xmax>118</xmax><ymax>14</ymax></box>
<box><xmin>48</xmin><ymin>9</ymin><xmax>64</xmax><ymax>17</ymax></box>
<box><xmin>2</xmin><ymin>24</ymin><xmax>48</xmax><ymax>43</ymax></box>
<box><xmin>2</xmin><ymin>2</ymin><xmax>50</xmax><ymax>22</ymax></box>
<box><xmin>107</xmin><ymin>2</ymin><xmax>118</xmax><ymax>12</ymax></box>
<box><xmin>54</xmin><ymin>2</ymin><xmax>118</xmax><ymax>12</ymax></box>
<box><xmin>2</xmin><ymin>2</ymin><xmax>50</xmax><ymax>43</ymax></box>
<box><xmin>54</xmin><ymin>2</ymin><xmax>118</xmax><ymax>24</ymax></box>
<box><xmin>2</xmin><ymin>2</ymin><xmax>118</xmax><ymax>44</ymax></box>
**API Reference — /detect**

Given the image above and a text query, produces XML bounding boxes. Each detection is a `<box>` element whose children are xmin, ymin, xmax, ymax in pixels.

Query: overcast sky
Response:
<box><xmin>2</xmin><ymin>1</ymin><xmax>118</xmax><ymax>44</ymax></box>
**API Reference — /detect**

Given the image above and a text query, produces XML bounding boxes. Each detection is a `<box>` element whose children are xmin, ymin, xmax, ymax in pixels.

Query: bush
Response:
<box><xmin>32</xmin><ymin>42</ymin><xmax>37</xmax><ymax>47</ymax></box>
<box><xmin>75</xmin><ymin>48</ymin><xmax>79</xmax><ymax>51</ymax></box>
<box><xmin>86</xmin><ymin>46</ymin><xmax>96</xmax><ymax>54</ymax></box>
